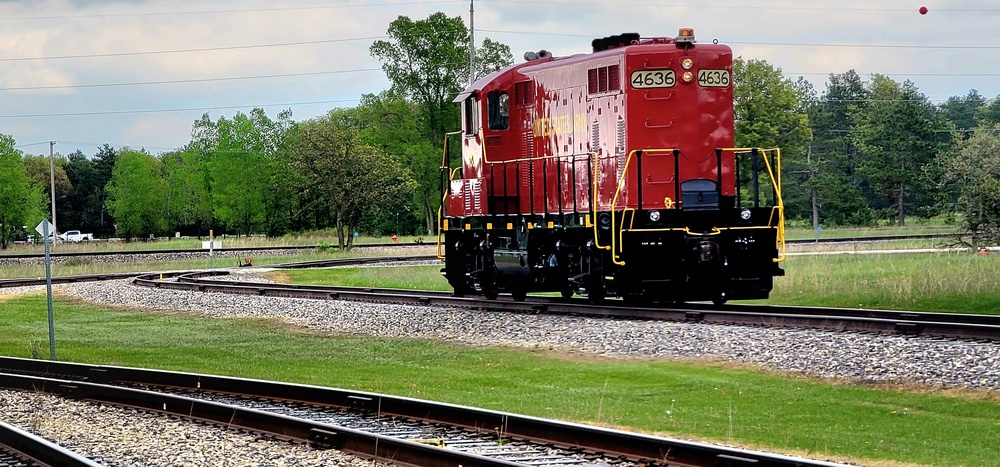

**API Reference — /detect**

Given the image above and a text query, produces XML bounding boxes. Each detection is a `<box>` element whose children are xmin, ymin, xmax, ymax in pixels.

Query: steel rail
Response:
<box><xmin>0</xmin><ymin>419</ymin><xmax>102</xmax><ymax>467</ymax></box>
<box><xmin>135</xmin><ymin>271</ymin><xmax>1000</xmax><ymax>342</ymax></box>
<box><xmin>0</xmin><ymin>357</ymin><xmax>850</xmax><ymax>467</ymax></box>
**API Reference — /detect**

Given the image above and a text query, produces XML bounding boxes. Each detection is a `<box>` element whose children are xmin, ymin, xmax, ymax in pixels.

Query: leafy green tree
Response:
<box><xmin>370</xmin><ymin>12</ymin><xmax>512</xmax><ymax>145</ymax></box>
<box><xmin>160</xmin><ymin>149</ymin><xmax>213</xmax><ymax>235</ymax></box>
<box><xmin>850</xmin><ymin>76</ymin><xmax>938</xmax><ymax>226</ymax></box>
<box><xmin>935</xmin><ymin>125</ymin><xmax>1000</xmax><ymax>247</ymax></box>
<box><xmin>289</xmin><ymin>108</ymin><xmax>416</xmax><ymax>250</ymax></box>
<box><xmin>0</xmin><ymin>135</ymin><xmax>44</xmax><ymax>249</ymax></box>
<box><xmin>22</xmin><ymin>154</ymin><xmax>71</xmax><ymax>228</ymax></box>
<box><xmin>732</xmin><ymin>58</ymin><xmax>811</xmax><ymax>218</ymax></box>
<box><xmin>105</xmin><ymin>148</ymin><xmax>169</xmax><ymax>240</ymax></box>
<box><xmin>352</xmin><ymin>91</ymin><xmax>439</xmax><ymax>235</ymax></box>
<box><xmin>191</xmin><ymin>108</ymin><xmax>294</xmax><ymax>236</ymax></box>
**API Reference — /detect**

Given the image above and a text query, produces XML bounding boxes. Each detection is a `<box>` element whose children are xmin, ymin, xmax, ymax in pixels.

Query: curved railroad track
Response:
<box><xmin>0</xmin><ymin>356</ymin><xmax>849</xmax><ymax>467</ymax></box>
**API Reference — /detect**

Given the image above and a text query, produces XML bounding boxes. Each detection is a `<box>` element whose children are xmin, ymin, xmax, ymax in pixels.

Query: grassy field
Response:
<box><xmin>1</xmin><ymin>293</ymin><xmax>998</xmax><ymax>466</ymax></box>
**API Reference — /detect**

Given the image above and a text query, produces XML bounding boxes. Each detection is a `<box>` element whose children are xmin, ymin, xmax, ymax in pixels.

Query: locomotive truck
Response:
<box><xmin>437</xmin><ymin>29</ymin><xmax>785</xmax><ymax>304</ymax></box>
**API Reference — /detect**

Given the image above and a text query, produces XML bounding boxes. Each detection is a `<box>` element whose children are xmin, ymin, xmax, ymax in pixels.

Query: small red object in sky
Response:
<box><xmin>919</xmin><ymin>6</ymin><xmax>928</xmax><ymax>14</ymax></box>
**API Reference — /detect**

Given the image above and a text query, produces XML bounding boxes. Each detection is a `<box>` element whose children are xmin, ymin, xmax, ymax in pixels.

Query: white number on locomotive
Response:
<box><xmin>630</xmin><ymin>69</ymin><xmax>676</xmax><ymax>89</ymax></box>
<box><xmin>697</xmin><ymin>69</ymin><xmax>730</xmax><ymax>87</ymax></box>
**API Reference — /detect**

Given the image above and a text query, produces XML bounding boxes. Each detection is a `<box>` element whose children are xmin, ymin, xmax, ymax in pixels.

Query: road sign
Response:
<box><xmin>35</xmin><ymin>219</ymin><xmax>55</xmax><ymax>237</ymax></box>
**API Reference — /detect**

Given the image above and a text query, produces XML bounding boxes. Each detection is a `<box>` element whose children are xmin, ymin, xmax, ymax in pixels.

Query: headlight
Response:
<box><xmin>681</xmin><ymin>57</ymin><xmax>694</xmax><ymax>70</ymax></box>
<box><xmin>740</xmin><ymin>208</ymin><xmax>752</xmax><ymax>220</ymax></box>
<box><xmin>681</xmin><ymin>71</ymin><xmax>694</xmax><ymax>83</ymax></box>
<box><xmin>649</xmin><ymin>210</ymin><xmax>661</xmax><ymax>222</ymax></box>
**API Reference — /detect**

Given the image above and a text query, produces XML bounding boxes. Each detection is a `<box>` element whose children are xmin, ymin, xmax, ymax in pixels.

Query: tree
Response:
<box><xmin>850</xmin><ymin>76</ymin><xmax>938</xmax><ymax>226</ymax></box>
<box><xmin>352</xmin><ymin>91</ymin><xmax>440</xmax><ymax>235</ymax></box>
<box><xmin>289</xmin><ymin>109</ymin><xmax>416</xmax><ymax>250</ymax></box>
<box><xmin>935</xmin><ymin>125</ymin><xmax>1000</xmax><ymax>247</ymax></box>
<box><xmin>105</xmin><ymin>149</ymin><xmax>169</xmax><ymax>240</ymax></box>
<box><xmin>975</xmin><ymin>95</ymin><xmax>1000</xmax><ymax>127</ymax></box>
<box><xmin>938</xmin><ymin>89</ymin><xmax>986</xmax><ymax>138</ymax></box>
<box><xmin>91</xmin><ymin>144</ymin><xmax>119</xmax><ymax>235</ymax></box>
<box><xmin>22</xmin><ymin>154</ymin><xmax>71</xmax><ymax>229</ymax></box>
<box><xmin>803</xmin><ymin>70</ymin><xmax>873</xmax><ymax>226</ymax></box>
<box><xmin>191</xmin><ymin>108</ymin><xmax>294</xmax><ymax>236</ymax></box>
<box><xmin>370</xmin><ymin>12</ymin><xmax>512</xmax><ymax>144</ymax></box>
<box><xmin>732</xmin><ymin>58</ymin><xmax>811</xmax><ymax>220</ymax></box>
<box><xmin>0</xmin><ymin>135</ymin><xmax>44</xmax><ymax>249</ymax></box>
<box><xmin>160</xmin><ymin>149</ymin><xmax>213</xmax><ymax>235</ymax></box>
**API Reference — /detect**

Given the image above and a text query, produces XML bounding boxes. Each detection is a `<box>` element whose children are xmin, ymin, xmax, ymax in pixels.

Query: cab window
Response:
<box><xmin>487</xmin><ymin>90</ymin><xmax>509</xmax><ymax>130</ymax></box>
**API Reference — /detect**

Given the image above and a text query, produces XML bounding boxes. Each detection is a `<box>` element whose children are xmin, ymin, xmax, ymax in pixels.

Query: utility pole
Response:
<box><xmin>49</xmin><ymin>141</ymin><xmax>57</xmax><ymax>244</ymax></box>
<box><xmin>469</xmin><ymin>0</ymin><xmax>475</xmax><ymax>85</ymax></box>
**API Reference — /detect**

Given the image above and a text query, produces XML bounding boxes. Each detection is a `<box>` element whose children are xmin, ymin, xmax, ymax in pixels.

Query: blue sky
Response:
<box><xmin>1</xmin><ymin>0</ymin><xmax>996</xmax><ymax>156</ymax></box>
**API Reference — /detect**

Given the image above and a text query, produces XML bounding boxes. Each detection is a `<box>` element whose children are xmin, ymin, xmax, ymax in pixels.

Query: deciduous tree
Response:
<box><xmin>105</xmin><ymin>148</ymin><xmax>169</xmax><ymax>240</ymax></box>
<box><xmin>370</xmin><ymin>12</ymin><xmax>512</xmax><ymax>144</ymax></box>
<box><xmin>0</xmin><ymin>135</ymin><xmax>44</xmax><ymax>249</ymax></box>
<box><xmin>289</xmin><ymin>109</ymin><xmax>416</xmax><ymax>250</ymax></box>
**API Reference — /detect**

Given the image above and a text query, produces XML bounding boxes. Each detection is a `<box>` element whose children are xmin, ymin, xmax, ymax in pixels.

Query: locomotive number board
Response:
<box><xmin>697</xmin><ymin>69</ymin><xmax>730</xmax><ymax>87</ymax></box>
<box><xmin>630</xmin><ymin>69</ymin><xmax>676</xmax><ymax>88</ymax></box>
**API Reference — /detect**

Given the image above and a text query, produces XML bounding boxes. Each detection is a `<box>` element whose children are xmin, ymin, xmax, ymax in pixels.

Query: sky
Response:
<box><xmin>2</xmin><ymin>0</ymin><xmax>998</xmax><ymax>157</ymax></box>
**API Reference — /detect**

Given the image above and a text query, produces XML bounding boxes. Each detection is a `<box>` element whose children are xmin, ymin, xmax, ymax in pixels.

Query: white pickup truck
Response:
<box><xmin>58</xmin><ymin>230</ymin><xmax>94</xmax><ymax>242</ymax></box>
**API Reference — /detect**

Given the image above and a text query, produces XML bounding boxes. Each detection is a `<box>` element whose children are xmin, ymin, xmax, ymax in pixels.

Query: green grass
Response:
<box><xmin>2</xmin><ymin>293</ymin><xmax>998</xmax><ymax>466</ymax></box>
<box><xmin>784</xmin><ymin>224</ymin><xmax>958</xmax><ymax>241</ymax></box>
<box><xmin>769</xmin><ymin>252</ymin><xmax>1000</xmax><ymax>314</ymax></box>
<box><xmin>0</xmin><ymin>247</ymin><xmax>438</xmax><ymax>280</ymax></box>
<box><xmin>0</xmin><ymin>232</ymin><xmax>430</xmax><ymax>256</ymax></box>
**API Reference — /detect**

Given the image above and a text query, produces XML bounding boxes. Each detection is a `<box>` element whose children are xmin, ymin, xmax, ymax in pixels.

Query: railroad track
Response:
<box><xmin>0</xmin><ymin>419</ymin><xmax>100</xmax><ymax>467</ymax></box>
<box><xmin>3</xmin><ymin>251</ymin><xmax>997</xmax><ymax>341</ymax></box>
<box><xmin>0</xmin><ymin>356</ymin><xmax>849</xmax><ymax>467</ymax></box>
<box><xmin>132</xmin><ymin>269</ymin><xmax>1000</xmax><ymax>342</ymax></box>
<box><xmin>0</xmin><ymin>232</ymin><xmax>961</xmax><ymax>261</ymax></box>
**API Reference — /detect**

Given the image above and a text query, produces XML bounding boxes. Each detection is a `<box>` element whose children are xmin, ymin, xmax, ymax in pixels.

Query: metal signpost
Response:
<box><xmin>34</xmin><ymin>219</ymin><xmax>57</xmax><ymax>360</ymax></box>
<box><xmin>202</xmin><ymin>230</ymin><xmax>221</xmax><ymax>268</ymax></box>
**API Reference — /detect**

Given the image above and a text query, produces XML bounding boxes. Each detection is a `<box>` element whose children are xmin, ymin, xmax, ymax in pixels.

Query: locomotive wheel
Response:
<box><xmin>482</xmin><ymin>284</ymin><xmax>498</xmax><ymax>300</ymax></box>
<box><xmin>587</xmin><ymin>288</ymin><xmax>604</xmax><ymax>305</ymax></box>
<box><xmin>712</xmin><ymin>292</ymin><xmax>728</xmax><ymax>306</ymax></box>
<box><xmin>560</xmin><ymin>287</ymin><xmax>574</xmax><ymax>299</ymax></box>
<box><xmin>511</xmin><ymin>288</ymin><xmax>527</xmax><ymax>302</ymax></box>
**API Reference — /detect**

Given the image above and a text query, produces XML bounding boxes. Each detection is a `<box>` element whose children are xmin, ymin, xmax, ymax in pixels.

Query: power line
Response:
<box><xmin>0</xmin><ymin>1</ymin><xmax>467</xmax><ymax>21</ymax></box>
<box><xmin>481</xmin><ymin>1</ymin><xmax>1000</xmax><ymax>12</ymax></box>
<box><xmin>479</xmin><ymin>28</ymin><xmax>1000</xmax><ymax>50</ymax></box>
<box><xmin>0</xmin><ymin>69</ymin><xmax>381</xmax><ymax>92</ymax></box>
<box><xmin>0</xmin><ymin>36</ymin><xmax>385</xmax><ymax>62</ymax></box>
<box><xmin>0</xmin><ymin>98</ymin><xmax>361</xmax><ymax>119</ymax></box>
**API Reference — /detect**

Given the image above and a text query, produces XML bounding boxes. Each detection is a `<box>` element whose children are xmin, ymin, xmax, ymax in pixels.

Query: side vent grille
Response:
<box><xmin>616</xmin><ymin>119</ymin><xmax>626</xmax><ymax>182</ymax></box>
<box><xmin>587</xmin><ymin>65</ymin><xmax>622</xmax><ymax>95</ymax></box>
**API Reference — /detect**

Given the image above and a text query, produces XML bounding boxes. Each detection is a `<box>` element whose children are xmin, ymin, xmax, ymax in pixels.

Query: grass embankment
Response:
<box><xmin>1</xmin><ymin>293</ymin><xmax>998</xmax><ymax>466</ymax></box>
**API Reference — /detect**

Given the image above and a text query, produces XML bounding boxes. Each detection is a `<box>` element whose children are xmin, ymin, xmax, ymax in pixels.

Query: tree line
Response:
<box><xmin>735</xmin><ymin>59</ymin><xmax>1000</xmax><ymax>247</ymax></box>
<box><xmin>1</xmin><ymin>13</ymin><xmax>998</xmax><ymax>249</ymax></box>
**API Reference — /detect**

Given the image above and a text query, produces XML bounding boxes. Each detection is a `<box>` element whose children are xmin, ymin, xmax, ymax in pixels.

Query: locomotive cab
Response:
<box><xmin>439</xmin><ymin>29</ymin><xmax>785</xmax><ymax>305</ymax></box>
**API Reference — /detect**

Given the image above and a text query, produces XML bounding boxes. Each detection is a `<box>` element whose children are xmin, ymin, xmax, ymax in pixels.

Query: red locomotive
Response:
<box><xmin>438</xmin><ymin>29</ymin><xmax>785</xmax><ymax>304</ymax></box>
